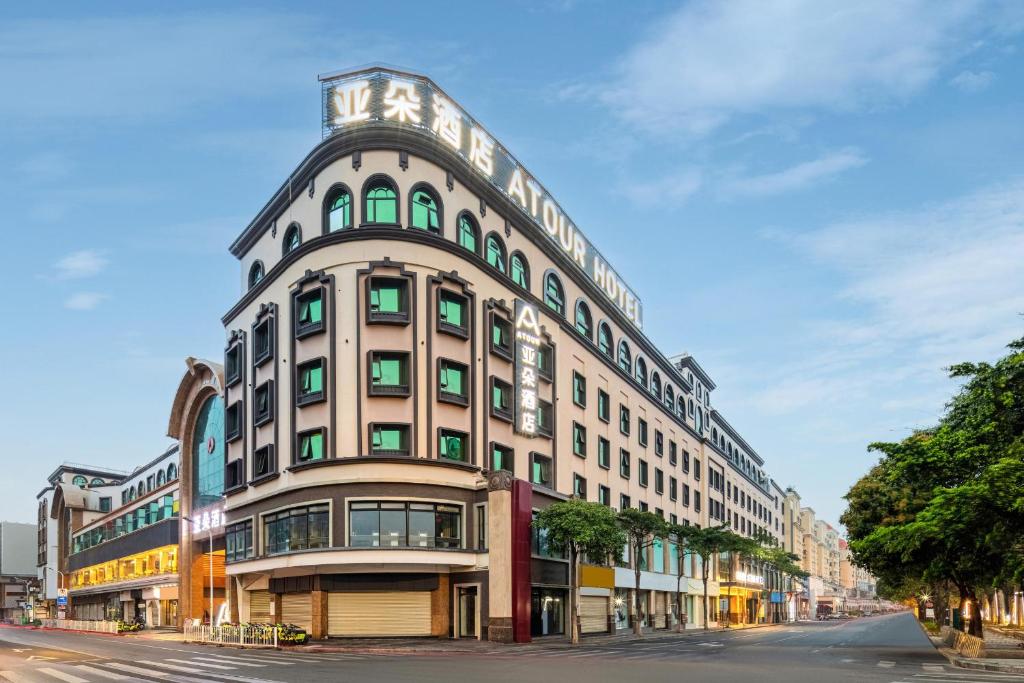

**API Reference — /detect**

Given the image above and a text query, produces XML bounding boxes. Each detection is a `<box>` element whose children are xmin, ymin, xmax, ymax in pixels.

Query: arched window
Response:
<box><xmin>248</xmin><ymin>261</ymin><xmax>264</xmax><ymax>290</ymax></box>
<box><xmin>282</xmin><ymin>223</ymin><xmax>301</xmax><ymax>255</ymax></box>
<box><xmin>324</xmin><ymin>185</ymin><xmax>352</xmax><ymax>232</ymax></box>
<box><xmin>665</xmin><ymin>384</ymin><xmax>674</xmax><ymax>409</ymax></box>
<box><xmin>617</xmin><ymin>341</ymin><xmax>632</xmax><ymax>374</ymax></box>
<box><xmin>598</xmin><ymin>322</ymin><xmax>613</xmax><ymax>357</ymax></box>
<box><xmin>128</xmin><ymin>486</ymin><xmax>136</xmax><ymax>501</ymax></box>
<box><xmin>457</xmin><ymin>213</ymin><xmax>479</xmax><ymax>254</ymax></box>
<box><xmin>157</xmin><ymin>470</ymin><xmax>166</xmax><ymax>486</ymax></box>
<box><xmin>544</xmin><ymin>272</ymin><xmax>565</xmax><ymax>316</ymax></box>
<box><xmin>712</xmin><ymin>428</ymin><xmax>719</xmax><ymax>442</ymax></box>
<box><xmin>688</xmin><ymin>398</ymin><xmax>695</xmax><ymax>415</ymax></box>
<box><xmin>72</xmin><ymin>475</ymin><xmax>87</xmax><ymax>488</ymax></box>
<box><xmin>510</xmin><ymin>252</ymin><xmax>529</xmax><ymax>289</ymax></box>
<box><xmin>574</xmin><ymin>300</ymin><xmax>592</xmax><ymax>340</ymax></box>
<box><xmin>696</xmin><ymin>409</ymin><xmax>704</xmax><ymax>433</ymax></box>
<box><xmin>651</xmin><ymin>372</ymin><xmax>661</xmax><ymax>399</ymax></box>
<box><xmin>485</xmin><ymin>234</ymin><xmax>507</xmax><ymax>274</ymax></box>
<box><xmin>635</xmin><ymin>357</ymin><xmax>648</xmax><ymax>388</ymax></box>
<box><xmin>364</xmin><ymin>178</ymin><xmax>398</xmax><ymax>224</ymax></box>
<box><xmin>167</xmin><ymin>463</ymin><xmax>178</xmax><ymax>480</ymax></box>
<box><xmin>410</xmin><ymin>187</ymin><xmax>441</xmax><ymax>234</ymax></box>
<box><xmin>678</xmin><ymin>396</ymin><xmax>686</xmax><ymax>417</ymax></box>
<box><xmin>90</xmin><ymin>477</ymin><xmax>104</xmax><ymax>486</ymax></box>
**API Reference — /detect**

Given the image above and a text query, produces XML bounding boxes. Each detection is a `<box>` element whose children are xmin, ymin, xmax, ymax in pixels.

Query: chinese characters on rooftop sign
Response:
<box><xmin>320</xmin><ymin>68</ymin><xmax>644</xmax><ymax>330</ymax></box>
<box><xmin>191</xmin><ymin>509</ymin><xmax>224</xmax><ymax>535</ymax></box>
<box><xmin>514</xmin><ymin>300</ymin><xmax>542</xmax><ymax>437</ymax></box>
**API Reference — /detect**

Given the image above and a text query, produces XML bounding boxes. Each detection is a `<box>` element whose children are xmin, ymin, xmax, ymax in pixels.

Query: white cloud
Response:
<box><xmin>624</xmin><ymin>168</ymin><xmax>703</xmax><ymax>207</ymax></box>
<box><xmin>54</xmin><ymin>250</ymin><xmax>108</xmax><ymax>279</ymax></box>
<box><xmin>602</xmin><ymin>0</ymin><xmax>1012</xmax><ymax>135</ymax></box>
<box><xmin>949</xmin><ymin>69</ymin><xmax>995</xmax><ymax>92</ymax></box>
<box><xmin>720</xmin><ymin>148</ymin><xmax>868</xmax><ymax>199</ymax></box>
<box><xmin>64</xmin><ymin>292</ymin><xmax>107</xmax><ymax>311</ymax></box>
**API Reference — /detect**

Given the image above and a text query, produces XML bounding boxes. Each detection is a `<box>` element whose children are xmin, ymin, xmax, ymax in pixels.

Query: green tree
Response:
<box><xmin>535</xmin><ymin>499</ymin><xmax>626</xmax><ymax>645</ymax></box>
<box><xmin>617</xmin><ymin>508</ymin><xmax>667</xmax><ymax>636</ymax></box>
<box><xmin>678</xmin><ymin>524</ymin><xmax>731</xmax><ymax>630</ymax></box>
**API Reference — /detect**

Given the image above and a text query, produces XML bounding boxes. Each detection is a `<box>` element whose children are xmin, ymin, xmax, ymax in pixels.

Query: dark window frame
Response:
<box><xmin>437</xmin><ymin>289</ymin><xmax>470</xmax><ymax>339</ymax></box>
<box><xmin>296</xmin><ymin>357</ymin><xmax>327</xmax><ymax>407</ymax></box>
<box><xmin>295</xmin><ymin>427</ymin><xmax>327</xmax><ymax>463</ymax></box>
<box><xmin>438</xmin><ymin>357</ymin><xmax>470</xmax><ymax>407</ymax></box>
<box><xmin>367</xmin><ymin>350</ymin><xmax>411</xmax><ymax>397</ymax></box>
<box><xmin>368</xmin><ymin>422</ymin><xmax>411</xmax><ymax>457</ymax></box>
<box><xmin>489</xmin><ymin>376</ymin><xmax>513</xmax><ymax>422</ymax></box>
<box><xmin>253</xmin><ymin>379</ymin><xmax>275</xmax><ymax>427</ymax></box>
<box><xmin>252</xmin><ymin>444</ymin><xmax>276</xmax><ymax>481</ymax></box>
<box><xmin>367</xmin><ymin>275</ymin><xmax>411</xmax><ymax>325</ymax></box>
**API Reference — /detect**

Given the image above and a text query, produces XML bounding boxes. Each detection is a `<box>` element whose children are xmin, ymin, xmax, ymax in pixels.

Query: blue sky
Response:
<box><xmin>2</xmin><ymin>1</ymin><xmax>1023</xmax><ymax>526</ymax></box>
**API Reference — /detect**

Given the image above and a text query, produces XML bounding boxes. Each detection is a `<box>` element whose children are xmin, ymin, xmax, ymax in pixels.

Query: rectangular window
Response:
<box><xmin>490</xmin><ymin>442</ymin><xmax>514</xmax><ymax>473</ymax></box>
<box><xmin>439</xmin><ymin>429</ymin><xmax>469</xmax><ymax>462</ymax></box>
<box><xmin>253</xmin><ymin>444</ymin><xmax>275</xmax><ymax>479</ymax></box>
<box><xmin>597</xmin><ymin>389</ymin><xmax>610</xmax><ymax>422</ymax></box>
<box><xmin>225</xmin><ymin>343</ymin><xmax>242</xmax><ymax>387</ymax></box>
<box><xmin>598</xmin><ymin>436</ymin><xmax>610</xmax><ymax>469</ymax></box>
<box><xmin>598</xmin><ymin>485</ymin><xmax>611</xmax><ymax>506</ymax></box>
<box><xmin>619</xmin><ymin>405</ymin><xmax>630</xmax><ymax>435</ymax></box>
<box><xmin>620</xmin><ymin>494</ymin><xmax>631</xmax><ymax>511</ymax></box>
<box><xmin>439</xmin><ymin>359</ymin><xmax>469</xmax><ymax>405</ymax></box>
<box><xmin>370</xmin><ymin>424</ymin><xmax>410</xmax><ymax>456</ymax></box>
<box><xmin>225</xmin><ymin>459</ymin><xmax>244</xmax><ymax>489</ymax></box>
<box><xmin>573</xmin><ymin>474</ymin><xmax>587</xmax><ymax>500</ymax></box>
<box><xmin>572</xmin><ymin>422</ymin><xmax>587</xmax><ymax>458</ymax></box>
<box><xmin>669</xmin><ymin>476</ymin><xmax>678</xmax><ymax>502</ymax></box>
<box><xmin>253</xmin><ymin>318</ymin><xmax>273</xmax><ymax>367</ymax></box>
<box><xmin>369</xmin><ymin>277</ymin><xmax>409</xmax><ymax>323</ymax></box>
<box><xmin>99</xmin><ymin>497</ymin><xmax>111</xmax><ymax>513</ymax></box>
<box><xmin>296</xmin><ymin>428</ymin><xmax>325</xmax><ymax>463</ymax></box>
<box><xmin>669</xmin><ymin>441</ymin><xmax>677</xmax><ymax>466</ymax></box>
<box><xmin>490</xmin><ymin>377</ymin><xmax>513</xmax><ymax>421</ymax></box>
<box><xmin>296</xmin><ymin>358</ymin><xmax>326</xmax><ymax>406</ymax></box>
<box><xmin>695</xmin><ymin>491</ymin><xmax>702</xmax><ymax>512</ymax></box>
<box><xmin>639</xmin><ymin>501</ymin><xmax>648</xmax><ymax>512</ymax></box>
<box><xmin>619</xmin><ymin>449</ymin><xmax>631</xmax><ymax>479</ymax></box>
<box><xmin>263</xmin><ymin>504</ymin><xmax>329</xmax><ymax>555</ymax></box>
<box><xmin>531</xmin><ymin>510</ymin><xmax>565</xmax><ymax>559</ymax></box>
<box><xmin>537</xmin><ymin>399</ymin><xmax>553</xmax><ymax>438</ymax></box>
<box><xmin>253</xmin><ymin>380</ymin><xmax>274</xmax><ymax>426</ymax></box>
<box><xmin>225</xmin><ymin>402</ymin><xmax>242</xmax><ymax>443</ymax></box>
<box><xmin>683</xmin><ymin>483</ymin><xmax>691</xmax><ymax>506</ymax></box>
<box><xmin>225</xmin><ymin>520</ymin><xmax>253</xmax><ymax>563</ymax></box>
<box><xmin>694</xmin><ymin>458</ymin><xmax>702</xmax><ymax>480</ymax></box>
<box><xmin>572</xmin><ymin>371</ymin><xmax>586</xmax><ymax>407</ymax></box>
<box><xmin>490</xmin><ymin>315</ymin><xmax>512</xmax><ymax>359</ymax></box>
<box><xmin>639</xmin><ymin>460</ymin><xmax>649</xmax><ymax>488</ymax></box>
<box><xmin>295</xmin><ymin>288</ymin><xmax>324</xmax><ymax>337</ymax></box>
<box><xmin>638</xmin><ymin>419</ymin><xmax>648</xmax><ymax>447</ymax></box>
<box><xmin>655</xmin><ymin>430</ymin><xmax>663</xmax><ymax>456</ymax></box>
<box><xmin>655</xmin><ymin>468</ymin><xmax>664</xmax><ymax>494</ymax></box>
<box><xmin>531</xmin><ymin>453</ymin><xmax>552</xmax><ymax>487</ymax></box>
<box><xmin>683</xmin><ymin>450</ymin><xmax>691</xmax><ymax>474</ymax></box>
<box><xmin>438</xmin><ymin>290</ymin><xmax>468</xmax><ymax>336</ymax></box>
<box><xmin>537</xmin><ymin>344</ymin><xmax>553</xmax><ymax>381</ymax></box>
<box><xmin>369</xmin><ymin>351</ymin><xmax>410</xmax><ymax>396</ymax></box>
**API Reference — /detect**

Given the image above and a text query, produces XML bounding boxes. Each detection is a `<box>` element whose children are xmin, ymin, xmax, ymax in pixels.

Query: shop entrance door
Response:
<box><xmin>456</xmin><ymin>586</ymin><xmax>479</xmax><ymax>639</ymax></box>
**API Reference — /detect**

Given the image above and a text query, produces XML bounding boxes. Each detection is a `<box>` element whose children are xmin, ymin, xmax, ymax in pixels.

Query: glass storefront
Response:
<box><xmin>531</xmin><ymin>588</ymin><xmax>565</xmax><ymax>636</ymax></box>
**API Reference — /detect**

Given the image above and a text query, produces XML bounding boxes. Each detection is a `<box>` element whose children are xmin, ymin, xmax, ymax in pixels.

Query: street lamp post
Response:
<box><xmin>183</xmin><ymin>516</ymin><xmax>214</xmax><ymax>626</ymax></box>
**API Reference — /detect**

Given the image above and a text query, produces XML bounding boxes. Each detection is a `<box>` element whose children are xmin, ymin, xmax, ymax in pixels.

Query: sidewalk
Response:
<box><xmin>294</xmin><ymin>621</ymin><xmax>786</xmax><ymax>655</ymax></box>
<box><xmin>932</xmin><ymin>625</ymin><xmax>1024</xmax><ymax>674</ymax></box>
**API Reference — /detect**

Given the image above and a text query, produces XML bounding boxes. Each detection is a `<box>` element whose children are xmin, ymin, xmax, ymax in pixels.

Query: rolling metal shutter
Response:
<box><xmin>327</xmin><ymin>592</ymin><xmax>432</xmax><ymax>637</ymax></box>
<box><xmin>580</xmin><ymin>596</ymin><xmax>609</xmax><ymax>634</ymax></box>
<box><xmin>249</xmin><ymin>590</ymin><xmax>271</xmax><ymax>623</ymax></box>
<box><xmin>280</xmin><ymin>593</ymin><xmax>312</xmax><ymax>633</ymax></box>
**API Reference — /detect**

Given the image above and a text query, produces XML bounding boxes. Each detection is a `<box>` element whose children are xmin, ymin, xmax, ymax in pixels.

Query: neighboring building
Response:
<box><xmin>215</xmin><ymin>65</ymin><xmax>788</xmax><ymax>641</ymax></box>
<box><xmin>65</xmin><ymin>447</ymin><xmax>181</xmax><ymax>625</ymax></box>
<box><xmin>1</xmin><ymin>521</ymin><xmax>38</xmax><ymax>622</ymax></box>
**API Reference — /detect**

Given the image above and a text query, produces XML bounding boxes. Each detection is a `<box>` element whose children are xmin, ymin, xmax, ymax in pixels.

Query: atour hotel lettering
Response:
<box><xmin>320</xmin><ymin>67</ymin><xmax>644</xmax><ymax>330</ymax></box>
<box><xmin>514</xmin><ymin>300</ymin><xmax>542</xmax><ymax>437</ymax></box>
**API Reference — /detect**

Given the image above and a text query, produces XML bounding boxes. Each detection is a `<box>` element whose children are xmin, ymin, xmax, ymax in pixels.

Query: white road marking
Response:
<box><xmin>190</xmin><ymin>658</ymin><xmax>265</xmax><ymax>669</ymax></box>
<box><xmin>37</xmin><ymin>669</ymin><xmax>89</xmax><ymax>683</ymax></box>
<box><xmin>878</xmin><ymin>661</ymin><xmax>896</xmax><ymax>668</ymax></box>
<box><xmin>99</xmin><ymin>663</ymin><xmax>282</xmax><ymax>683</ymax></box>
<box><xmin>99</xmin><ymin>664</ymin><xmax>170</xmax><ymax>678</ymax></box>
<box><xmin>922</xmin><ymin>664</ymin><xmax>946</xmax><ymax>673</ymax></box>
<box><xmin>841</xmin><ymin>658</ymin><xmax>857</xmax><ymax>663</ymax></box>
<box><xmin>71</xmin><ymin>665</ymin><xmax>137</xmax><ymax>681</ymax></box>
<box><xmin>0</xmin><ymin>671</ymin><xmax>35</xmax><ymax>683</ymax></box>
<box><xmin>163</xmin><ymin>661</ymin><xmax>235</xmax><ymax>671</ymax></box>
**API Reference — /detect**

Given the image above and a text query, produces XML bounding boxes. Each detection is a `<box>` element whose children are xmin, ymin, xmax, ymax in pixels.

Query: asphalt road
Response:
<box><xmin>0</xmin><ymin>613</ymin><xmax>1016</xmax><ymax>683</ymax></box>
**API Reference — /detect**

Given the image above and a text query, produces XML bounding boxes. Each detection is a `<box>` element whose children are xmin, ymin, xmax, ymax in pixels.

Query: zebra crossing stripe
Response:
<box><xmin>95</xmin><ymin>663</ymin><xmax>171</xmax><ymax>678</ymax></box>
<box><xmin>71</xmin><ymin>665</ymin><xmax>136</xmax><ymax>681</ymax></box>
<box><xmin>37</xmin><ymin>669</ymin><xmax>89</xmax><ymax>683</ymax></box>
<box><xmin>0</xmin><ymin>671</ymin><xmax>34</xmax><ymax>683</ymax></box>
<box><xmin>134</xmin><ymin>662</ymin><xmax>210</xmax><ymax>675</ymax></box>
<box><xmin>188</xmin><ymin>659</ymin><xmax>266</xmax><ymax>669</ymax></box>
<box><xmin>163</xmin><ymin>661</ymin><xmax>235</xmax><ymax>671</ymax></box>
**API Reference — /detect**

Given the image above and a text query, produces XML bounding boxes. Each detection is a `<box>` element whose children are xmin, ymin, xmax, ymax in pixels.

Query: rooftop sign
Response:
<box><xmin>320</xmin><ymin>67</ymin><xmax>643</xmax><ymax>330</ymax></box>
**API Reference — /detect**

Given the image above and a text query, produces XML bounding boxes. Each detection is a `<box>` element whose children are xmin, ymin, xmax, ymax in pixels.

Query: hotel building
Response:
<box><xmin>212</xmin><ymin>66</ymin><xmax>786</xmax><ymax>641</ymax></box>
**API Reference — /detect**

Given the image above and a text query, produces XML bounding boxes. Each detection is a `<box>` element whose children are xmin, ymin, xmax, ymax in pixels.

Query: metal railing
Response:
<box><xmin>41</xmin><ymin>619</ymin><xmax>118</xmax><ymax>634</ymax></box>
<box><xmin>183</xmin><ymin>623</ymin><xmax>279</xmax><ymax>648</ymax></box>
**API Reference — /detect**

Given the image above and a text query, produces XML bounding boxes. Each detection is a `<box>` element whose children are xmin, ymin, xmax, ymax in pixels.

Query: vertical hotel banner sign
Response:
<box><xmin>320</xmin><ymin>67</ymin><xmax>643</xmax><ymax>331</ymax></box>
<box><xmin>514</xmin><ymin>299</ymin><xmax>542</xmax><ymax>437</ymax></box>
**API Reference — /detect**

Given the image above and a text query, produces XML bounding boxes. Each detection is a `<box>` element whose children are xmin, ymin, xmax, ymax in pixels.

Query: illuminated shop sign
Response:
<box><xmin>514</xmin><ymin>299</ymin><xmax>542</xmax><ymax>437</ymax></box>
<box><xmin>320</xmin><ymin>68</ymin><xmax>644</xmax><ymax>330</ymax></box>
<box><xmin>191</xmin><ymin>509</ymin><xmax>224</xmax><ymax>534</ymax></box>
<box><xmin>736</xmin><ymin>571</ymin><xmax>765</xmax><ymax>586</ymax></box>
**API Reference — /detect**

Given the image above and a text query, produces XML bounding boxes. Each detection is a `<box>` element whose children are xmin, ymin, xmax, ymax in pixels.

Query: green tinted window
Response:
<box><xmin>440</xmin><ymin>431</ymin><xmax>467</xmax><ymax>461</ymax></box>
<box><xmin>544</xmin><ymin>273</ymin><xmax>564</xmax><ymax>315</ymax></box>
<box><xmin>411</xmin><ymin>189</ymin><xmax>440</xmax><ymax>233</ymax></box>
<box><xmin>372</xmin><ymin>426</ymin><xmax>406</xmax><ymax>452</ymax></box>
<box><xmin>510</xmin><ymin>254</ymin><xmax>528</xmax><ymax>288</ymax></box>
<box><xmin>573</xmin><ymin>423</ymin><xmax>586</xmax><ymax>456</ymax></box>
<box><xmin>492</xmin><ymin>444</ymin><xmax>512</xmax><ymax>471</ymax></box>
<box><xmin>458</xmin><ymin>215</ymin><xmax>478</xmax><ymax>252</ymax></box>
<box><xmin>372</xmin><ymin>354</ymin><xmax>405</xmax><ymax>387</ymax></box>
<box><xmin>328</xmin><ymin>190</ymin><xmax>352</xmax><ymax>231</ymax></box>
<box><xmin>300</xmin><ymin>362</ymin><xmax>323</xmax><ymax>395</ymax></box>
<box><xmin>486</xmin><ymin>236</ymin><xmax>506</xmax><ymax>273</ymax></box>
<box><xmin>370</xmin><ymin>279</ymin><xmax>405</xmax><ymax>314</ymax></box>
<box><xmin>439</xmin><ymin>293</ymin><xmax>465</xmax><ymax>328</ymax></box>
<box><xmin>298</xmin><ymin>290</ymin><xmax>322</xmax><ymax>326</ymax></box>
<box><xmin>366</xmin><ymin>183</ymin><xmax>397</xmax><ymax>223</ymax></box>
<box><xmin>492</xmin><ymin>382</ymin><xmax>509</xmax><ymax>410</ymax></box>
<box><xmin>440</xmin><ymin>361</ymin><xmax>466</xmax><ymax>398</ymax></box>
<box><xmin>299</xmin><ymin>431</ymin><xmax>324</xmax><ymax>461</ymax></box>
